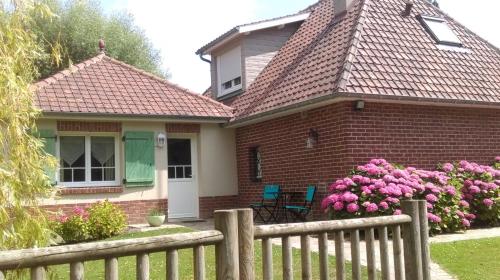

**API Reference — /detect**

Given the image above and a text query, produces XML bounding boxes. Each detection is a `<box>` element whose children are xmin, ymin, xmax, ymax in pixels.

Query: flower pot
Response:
<box><xmin>147</xmin><ymin>215</ymin><xmax>166</xmax><ymax>227</ymax></box>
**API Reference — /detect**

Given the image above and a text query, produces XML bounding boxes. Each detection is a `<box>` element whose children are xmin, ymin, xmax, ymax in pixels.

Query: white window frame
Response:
<box><xmin>216</xmin><ymin>46</ymin><xmax>243</xmax><ymax>97</ymax></box>
<box><xmin>56</xmin><ymin>132</ymin><xmax>121</xmax><ymax>188</ymax></box>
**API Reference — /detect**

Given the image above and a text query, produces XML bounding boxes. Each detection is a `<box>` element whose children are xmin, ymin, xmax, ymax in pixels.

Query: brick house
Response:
<box><xmin>196</xmin><ymin>0</ymin><xmax>500</xmax><ymax>214</ymax></box>
<box><xmin>37</xmin><ymin>0</ymin><xmax>500</xmax><ymax>222</ymax></box>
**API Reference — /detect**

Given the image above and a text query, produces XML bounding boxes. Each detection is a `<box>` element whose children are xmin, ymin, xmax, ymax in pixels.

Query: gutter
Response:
<box><xmin>40</xmin><ymin>112</ymin><xmax>232</xmax><ymax>124</ymax></box>
<box><xmin>198</xmin><ymin>53</ymin><xmax>211</xmax><ymax>64</ymax></box>
<box><xmin>226</xmin><ymin>91</ymin><xmax>500</xmax><ymax>128</ymax></box>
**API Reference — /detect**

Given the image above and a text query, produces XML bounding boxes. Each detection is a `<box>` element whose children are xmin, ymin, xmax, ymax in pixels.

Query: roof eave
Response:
<box><xmin>226</xmin><ymin>92</ymin><xmax>500</xmax><ymax>128</ymax></box>
<box><xmin>40</xmin><ymin>111</ymin><xmax>232</xmax><ymax>124</ymax></box>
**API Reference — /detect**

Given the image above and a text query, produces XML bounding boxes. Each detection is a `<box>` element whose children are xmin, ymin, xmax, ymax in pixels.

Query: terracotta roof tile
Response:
<box><xmin>229</xmin><ymin>0</ymin><xmax>500</xmax><ymax>122</ymax></box>
<box><xmin>35</xmin><ymin>55</ymin><xmax>233</xmax><ymax>119</ymax></box>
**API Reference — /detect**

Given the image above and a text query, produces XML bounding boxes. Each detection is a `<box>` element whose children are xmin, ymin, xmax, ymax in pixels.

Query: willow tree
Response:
<box><xmin>0</xmin><ymin>0</ymin><xmax>58</xmax><ymax>250</ymax></box>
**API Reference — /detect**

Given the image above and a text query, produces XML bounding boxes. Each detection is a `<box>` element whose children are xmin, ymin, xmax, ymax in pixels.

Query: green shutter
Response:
<box><xmin>38</xmin><ymin>129</ymin><xmax>57</xmax><ymax>185</ymax></box>
<box><xmin>124</xmin><ymin>131</ymin><xmax>155</xmax><ymax>187</ymax></box>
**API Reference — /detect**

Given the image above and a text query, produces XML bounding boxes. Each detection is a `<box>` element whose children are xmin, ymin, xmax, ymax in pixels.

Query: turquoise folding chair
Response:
<box><xmin>284</xmin><ymin>186</ymin><xmax>317</xmax><ymax>222</ymax></box>
<box><xmin>250</xmin><ymin>185</ymin><xmax>281</xmax><ymax>223</ymax></box>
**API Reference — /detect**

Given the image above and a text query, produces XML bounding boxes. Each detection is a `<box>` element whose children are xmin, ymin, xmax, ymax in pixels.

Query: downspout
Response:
<box><xmin>198</xmin><ymin>53</ymin><xmax>211</xmax><ymax>63</ymax></box>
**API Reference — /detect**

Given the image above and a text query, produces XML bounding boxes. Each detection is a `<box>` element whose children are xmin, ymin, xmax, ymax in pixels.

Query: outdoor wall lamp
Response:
<box><xmin>156</xmin><ymin>132</ymin><xmax>166</xmax><ymax>148</ymax></box>
<box><xmin>306</xmin><ymin>128</ymin><xmax>319</xmax><ymax>149</ymax></box>
<box><xmin>354</xmin><ymin>100</ymin><xmax>365</xmax><ymax>111</ymax></box>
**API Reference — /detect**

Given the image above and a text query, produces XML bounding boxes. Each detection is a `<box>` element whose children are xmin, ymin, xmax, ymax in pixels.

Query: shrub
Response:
<box><xmin>322</xmin><ymin>159</ymin><xmax>471</xmax><ymax>234</ymax></box>
<box><xmin>442</xmin><ymin>160</ymin><xmax>500</xmax><ymax>226</ymax></box>
<box><xmin>87</xmin><ymin>200</ymin><xmax>127</xmax><ymax>240</ymax></box>
<box><xmin>53</xmin><ymin>207</ymin><xmax>90</xmax><ymax>244</ymax></box>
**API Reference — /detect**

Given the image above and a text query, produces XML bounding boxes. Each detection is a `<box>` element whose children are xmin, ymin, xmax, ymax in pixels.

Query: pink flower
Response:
<box><xmin>347</xmin><ymin>203</ymin><xmax>359</xmax><ymax>213</ymax></box>
<box><xmin>456</xmin><ymin>210</ymin><xmax>465</xmax><ymax>218</ymax></box>
<box><xmin>483</xmin><ymin>198</ymin><xmax>494</xmax><ymax>208</ymax></box>
<box><xmin>342</xmin><ymin>192</ymin><xmax>359</xmax><ymax>203</ymax></box>
<box><xmin>58</xmin><ymin>214</ymin><xmax>68</xmax><ymax>223</ymax></box>
<box><xmin>425</xmin><ymin>194</ymin><xmax>438</xmax><ymax>203</ymax></box>
<box><xmin>333</xmin><ymin>201</ymin><xmax>344</xmax><ymax>211</ymax></box>
<box><xmin>442</xmin><ymin>163</ymin><xmax>454</xmax><ymax>172</ymax></box>
<box><xmin>444</xmin><ymin>186</ymin><xmax>456</xmax><ymax>196</ymax></box>
<box><xmin>427</xmin><ymin>213</ymin><xmax>442</xmax><ymax>223</ymax></box>
<box><xmin>321</xmin><ymin>194</ymin><xmax>340</xmax><ymax>209</ymax></box>
<box><xmin>393</xmin><ymin>209</ymin><xmax>402</xmax><ymax>215</ymax></box>
<box><xmin>465</xmin><ymin>213</ymin><xmax>476</xmax><ymax>220</ymax></box>
<box><xmin>365</xmin><ymin>203</ymin><xmax>379</xmax><ymax>213</ymax></box>
<box><xmin>462</xmin><ymin>219</ymin><xmax>471</xmax><ymax>227</ymax></box>
<box><xmin>379</xmin><ymin>201</ymin><xmax>389</xmax><ymax>210</ymax></box>
<box><xmin>468</xmin><ymin>186</ymin><xmax>481</xmax><ymax>194</ymax></box>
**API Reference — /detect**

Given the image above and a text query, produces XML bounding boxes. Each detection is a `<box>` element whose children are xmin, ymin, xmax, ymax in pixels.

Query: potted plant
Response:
<box><xmin>147</xmin><ymin>208</ymin><xmax>166</xmax><ymax>227</ymax></box>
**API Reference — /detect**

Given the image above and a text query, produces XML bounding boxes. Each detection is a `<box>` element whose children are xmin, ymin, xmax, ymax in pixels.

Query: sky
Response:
<box><xmin>101</xmin><ymin>0</ymin><xmax>500</xmax><ymax>93</ymax></box>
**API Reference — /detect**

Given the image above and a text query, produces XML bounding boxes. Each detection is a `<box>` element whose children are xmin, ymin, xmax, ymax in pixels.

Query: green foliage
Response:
<box><xmin>148</xmin><ymin>208</ymin><xmax>164</xmax><ymax>217</ymax></box>
<box><xmin>32</xmin><ymin>0</ymin><xmax>167</xmax><ymax>79</ymax></box>
<box><xmin>53</xmin><ymin>201</ymin><xmax>127</xmax><ymax>243</ymax></box>
<box><xmin>51</xmin><ymin>210</ymin><xmax>90</xmax><ymax>243</ymax></box>
<box><xmin>0</xmin><ymin>0</ymin><xmax>58</xmax><ymax>250</ymax></box>
<box><xmin>87</xmin><ymin>200</ymin><xmax>127</xmax><ymax>240</ymax></box>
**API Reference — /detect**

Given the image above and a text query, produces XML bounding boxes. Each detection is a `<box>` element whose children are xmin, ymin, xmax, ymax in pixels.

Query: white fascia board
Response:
<box><xmin>204</xmin><ymin>13</ymin><xmax>309</xmax><ymax>54</ymax></box>
<box><xmin>238</xmin><ymin>13</ymin><xmax>310</xmax><ymax>33</ymax></box>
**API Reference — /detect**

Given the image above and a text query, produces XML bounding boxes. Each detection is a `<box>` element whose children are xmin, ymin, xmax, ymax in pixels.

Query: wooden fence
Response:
<box><xmin>0</xmin><ymin>200</ymin><xmax>431</xmax><ymax>280</ymax></box>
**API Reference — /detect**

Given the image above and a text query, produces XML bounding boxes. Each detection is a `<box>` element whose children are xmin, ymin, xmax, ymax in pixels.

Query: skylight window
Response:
<box><xmin>418</xmin><ymin>15</ymin><xmax>462</xmax><ymax>46</ymax></box>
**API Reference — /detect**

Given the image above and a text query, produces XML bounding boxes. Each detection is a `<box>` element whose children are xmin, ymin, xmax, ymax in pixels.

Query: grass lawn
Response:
<box><xmin>431</xmin><ymin>237</ymin><xmax>500</xmax><ymax>280</ymax></box>
<box><xmin>50</xmin><ymin>227</ymin><xmax>371</xmax><ymax>279</ymax></box>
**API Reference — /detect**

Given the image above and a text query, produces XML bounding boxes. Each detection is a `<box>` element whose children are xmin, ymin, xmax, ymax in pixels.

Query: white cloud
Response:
<box><xmin>125</xmin><ymin>0</ymin><xmax>258</xmax><ymax>93</ymax></box>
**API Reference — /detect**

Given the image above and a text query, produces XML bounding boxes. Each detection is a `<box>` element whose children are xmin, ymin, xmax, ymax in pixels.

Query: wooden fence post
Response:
<box><xmin>214</xmin><ymin>209</ymin><xmax>239</xmax><ymax>280</ymax></box>
<box><xmin>238</xmin><ymin>209</ymin><xmax>255</xmax><ymax>280</ymax></box>
<box><xmin>401</xmin><ymin>200</ymin><xmax>423</xmax><ymax>280</ymax></box>
<box><xmin>417</xmin><ymin>200</ymin><xmax>431</xmax><ymax>280</ymax></box>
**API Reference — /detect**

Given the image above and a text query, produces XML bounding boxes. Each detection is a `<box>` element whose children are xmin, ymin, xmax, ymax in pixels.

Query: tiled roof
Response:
<box><xmin>35</xmin><ymin>54</ymin><xmax>233</xmax><ymax>120</ymax></box>
<box><xmin>229</xmin><ymin>0</ymin><xmax>500</xmax><ymax>122</ymax></box>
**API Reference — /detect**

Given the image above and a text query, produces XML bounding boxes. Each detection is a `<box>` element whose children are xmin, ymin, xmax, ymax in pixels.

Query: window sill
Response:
<box><xmin>57</xmin><ymin>186</ymin><xmax>124</xmax><ymax>195</ymax></box>
<box><xmin>217</xmin><ymin>89</ymin><xmax>243</xmax><ymax>101</ymax></box>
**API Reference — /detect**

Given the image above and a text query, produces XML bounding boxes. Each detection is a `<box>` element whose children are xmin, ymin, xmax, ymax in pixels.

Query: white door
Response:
<box><xmin>167</xmin><ymin>136</ymin><xmax>199</xmax><ymax>218</ymax></box>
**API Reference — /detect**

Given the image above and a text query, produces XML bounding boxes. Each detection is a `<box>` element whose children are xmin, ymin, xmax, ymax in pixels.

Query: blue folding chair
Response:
<box><xmin>250</xmin><ymin>185</ymin><xmax>281</xmax><ymax>223</ymax></box>
<box><xmin>284</xmin><ymin>186</ymin><xmax>317</xmax><ymax>222</ymax></box>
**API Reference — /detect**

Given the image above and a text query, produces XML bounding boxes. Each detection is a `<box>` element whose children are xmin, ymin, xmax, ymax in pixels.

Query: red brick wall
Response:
<box><xmin>165</xmin><ymin>123</ymin><xmax>200</xmax><ymax>133</ymax></box>
<box><xmin>43</xmin><ymin>199</ymin><xmax>168</xmax><ymax>224</ymax></box>
<box><xmin>199</xmin><ymin>195</ymin><xmax>239</xmax><ymax>218</ymax></box>
<box><xmin>236</xmin><ymin>101</ymin><xmax>500</xmax><ymax>219</ymax></box>
<box><xmin>57</xmin><ymin>121</ymin><xmax>122</xmax><ymax>132</ymax></box>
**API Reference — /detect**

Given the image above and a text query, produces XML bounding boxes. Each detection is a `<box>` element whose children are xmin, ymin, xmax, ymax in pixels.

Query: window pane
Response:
<box><xmin>103</xmin><ymin>168</ymin><xmax>115</xmax><ymax>181</ymax></box>
<box><xmin>91</xmin><ymin>168</ymin><xmax>103</xmax><ymax>181</ymax></box>
<box><xmin>168</xmin><ymin>139</ymin><xmax>191</xmax><ymax>165</ymax></box>
<box><xmin>168</xmin><ymin>167</ymin><xmax>175</xmax><ymax>179</ymax></box>
<box><xmin>61</xmin><ymin>169</ymin><xmax>72</xmax><ymax>182</ymax></box>
<box><xmin>185</xmin><ymin>167</ymin><xmax>192</xmax><ymax>178</ymax></box>
<box><xmin>422</xmin><ymin>17</ymin><xmax>461</xmax><ymax>45</ymax></box>
<box><xmin>222</xmin><ymin>80</ymin><xmax>232</xmax><ymax>90</ymax></box>
<box><xmin>176</xmin><ymin>166</ymin><xmax>184</xmax><ymax>178</ymax></box>
<box><xmin>60</xmin><ymin>136</ymin><xmax>85</xmax><ymax>167</ymax></box>
<box><xmin>91</xmin><ymin>137</ymin><xmax>115</xmax><ymax>167</ymax></box>
<box><xmin>73</xmin><ymin>169</ymin><xmax>85</xmax><ymax>182</ymax></box>
<box><xmin>234</xmin><ymin>76</ymin><xmax>241</xmax><ymax>86</ymax></box>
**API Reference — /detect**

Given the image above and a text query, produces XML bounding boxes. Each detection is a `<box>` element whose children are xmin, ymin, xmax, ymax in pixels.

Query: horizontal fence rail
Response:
<box><xmin>0</xmin><ymin>200</ymin><xmax>430</xmax><ymax>280</ymax></box>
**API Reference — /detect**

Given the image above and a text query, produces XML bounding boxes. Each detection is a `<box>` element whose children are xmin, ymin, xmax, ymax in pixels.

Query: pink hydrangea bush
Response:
<box><xmin>441</xmin><ymin>160</ymin><xmax>500</xmax><ymax>226</ymax></box>
<box><xmin>52</xmin><ymin>206</ymin><xmax>90</xmax><ymax>243</ymax></box>
<box><xmin>322</xmin><ymin>159</ymin><xmax>471</xmax><ymax>234</ymax></box>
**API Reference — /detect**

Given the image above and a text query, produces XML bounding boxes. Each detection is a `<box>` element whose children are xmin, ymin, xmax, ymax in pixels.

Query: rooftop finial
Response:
<box><xmin>98</xmin><ymin>39</ymin><xmax>105</xmax><ymax>53</ymax></box>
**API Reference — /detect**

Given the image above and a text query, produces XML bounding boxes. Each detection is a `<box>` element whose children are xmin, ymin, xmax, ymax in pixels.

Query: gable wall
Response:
<box><xmin>242</xmin><ymin>23</ymin><xmax>300</xmax><ymax>88</ymax></box>
<box><xmin>235</xmin><ymin>101</ymin><xmax>500</xmax><ymax>219</ymax></box>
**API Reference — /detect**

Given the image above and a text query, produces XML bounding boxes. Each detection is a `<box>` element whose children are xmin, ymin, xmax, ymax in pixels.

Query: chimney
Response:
<box><xmin>402</xmin><ymin>0</ymin><xmax>413</xmax><ymax>17</ymax></box>
<box><xmin>98</xmin><ymin>39</ymin><xmax>105</xmax><ymax>53</ymax></box>
<box><xmin>334</xmin><ymin>0</ymin><xmax>354</xmax><ymax>17</ymax></box>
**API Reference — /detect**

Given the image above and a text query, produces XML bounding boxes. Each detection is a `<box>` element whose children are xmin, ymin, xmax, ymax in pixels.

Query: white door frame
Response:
<box><xmin>167</xmin><ymin>133</ymin><xmax>199</xmax><ymax>218</ymax></box>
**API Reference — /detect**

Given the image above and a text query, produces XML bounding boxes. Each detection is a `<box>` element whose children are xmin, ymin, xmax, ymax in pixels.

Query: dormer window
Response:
<box><xmin>418</xmin><ymin>15</ymin><xmax>462</xmax><ymax>47</ymax></box>
<box><xmin>217</xmin><ymin>46</ymin><xmax>242</xmax><ymax>97</ymax></box>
